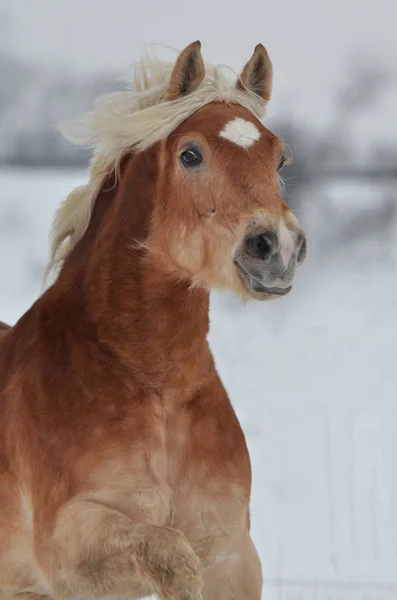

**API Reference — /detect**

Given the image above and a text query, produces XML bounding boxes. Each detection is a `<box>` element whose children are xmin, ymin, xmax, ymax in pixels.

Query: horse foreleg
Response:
<box><xmin>35</xmin><ymin>498</ymin><xmax>203</xmax><ymax>600</ymax></box>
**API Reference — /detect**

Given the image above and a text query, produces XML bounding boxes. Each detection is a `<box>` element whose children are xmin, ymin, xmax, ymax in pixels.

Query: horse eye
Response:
<box><xmin>277</xmin><ymin>155</ymin><xmax>286</xmax><ymax>172</ymax></box>
<box><xmin>180</xmin><ymin>148</ymin><xmax>203</xmax><ymax>167</ymax></box>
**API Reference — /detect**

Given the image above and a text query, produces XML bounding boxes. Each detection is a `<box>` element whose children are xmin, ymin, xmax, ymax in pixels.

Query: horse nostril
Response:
<box><xmin>246</xmin><ymin>233</ymin><xmax>273</xmax><ymax>261</ymax></box>
<box><xmin>297</xmin><ymin>233</ymin><xmax>307</xmax><ymax>264</ymax></box>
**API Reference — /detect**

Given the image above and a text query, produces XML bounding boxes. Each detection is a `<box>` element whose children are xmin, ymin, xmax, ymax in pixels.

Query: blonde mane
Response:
<box><xmin>46</xmin><ymin>52</ymin><xmax>268</xmax><ymax>279</ymax></box>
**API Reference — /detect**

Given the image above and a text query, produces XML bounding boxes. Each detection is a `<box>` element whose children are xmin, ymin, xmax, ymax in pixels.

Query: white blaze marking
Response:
<box><xmin>278</xmin><ymin>219</ymin><xmax>295</xmax><ymax>267</ymax></box>
<box><xmin>219</xmin><ymin>117</ymin><xmax>260</xmax><ymax>149</ymax></box>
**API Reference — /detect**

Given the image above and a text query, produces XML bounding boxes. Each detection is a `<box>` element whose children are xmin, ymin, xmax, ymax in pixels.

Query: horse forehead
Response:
<box><xmin>170</xmin><ymin>103</ymin><xmax>279</xmax><ymax>157</ymax></box>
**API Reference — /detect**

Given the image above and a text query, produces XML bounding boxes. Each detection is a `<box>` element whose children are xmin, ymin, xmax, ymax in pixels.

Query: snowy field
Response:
<box><xmin>1</xmin><ymin>168</ymin><xmax>397</xmax><ymax>599</ymax></box>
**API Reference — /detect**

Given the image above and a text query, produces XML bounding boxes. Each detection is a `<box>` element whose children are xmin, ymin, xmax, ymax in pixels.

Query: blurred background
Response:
<box><xmin>1</xmin><ymin>1</ymin><xmax>396</xmax><ymax>598</ymax></box>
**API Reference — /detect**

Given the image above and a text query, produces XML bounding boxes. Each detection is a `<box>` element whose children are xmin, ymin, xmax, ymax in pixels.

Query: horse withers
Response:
<box><xmin>0</xmin><ymin>42</ymin><xmax>306</xmax><ymax>600</ymax></box>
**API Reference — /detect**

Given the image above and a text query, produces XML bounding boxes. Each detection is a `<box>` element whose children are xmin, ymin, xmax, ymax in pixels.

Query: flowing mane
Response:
<box><xmin>47</xmin><ymin>53</ymin><xmax>268</xmax><ymax>279</ymax></box>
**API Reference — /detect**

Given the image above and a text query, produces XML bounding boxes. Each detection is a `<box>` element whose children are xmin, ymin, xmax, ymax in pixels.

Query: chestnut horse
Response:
<box><xmin>0</xmin><ymin>42</ymin><xmax>306</xmax><ymax>600</ymax></box>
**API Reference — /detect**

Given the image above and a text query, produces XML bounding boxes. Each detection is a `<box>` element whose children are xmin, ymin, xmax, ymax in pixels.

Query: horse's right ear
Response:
<box><xmin>165</xmin><ymin>41</ymin><xmax>205</xmax><ymax>101</ymax></box>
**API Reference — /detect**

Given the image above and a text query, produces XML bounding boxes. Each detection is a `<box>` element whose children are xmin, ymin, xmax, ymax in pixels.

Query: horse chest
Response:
<box><xmin>144</xmin><ymin>411</ymin><xmax>246</xmax><ymax>549</ymax></box>
<box><xmin>84</xmin><ymin>393</ymin><xmax>249</xmax><ymax>537</ymax></box>
<box><xmin>148</xmin><ymin>400</ymin><xmax>205</xmax><ymax>484</ymax></box>
<box><xmin>145</xmin><ymin>399</ymin><xmax>247</xmax><ymax>517</ymax></box>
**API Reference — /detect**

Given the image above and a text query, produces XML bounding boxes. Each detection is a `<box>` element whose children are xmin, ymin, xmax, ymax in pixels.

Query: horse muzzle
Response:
<box><xmin>234</xmin><ymin>223</ymin><xmax>306</xmax><ymax>300</ymax></box>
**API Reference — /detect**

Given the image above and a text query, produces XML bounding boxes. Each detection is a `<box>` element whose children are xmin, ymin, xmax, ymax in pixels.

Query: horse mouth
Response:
<box><xmin>234</xmin><ymin>262</ymin><xmax>292</xmax><ymax>297</ymax></box>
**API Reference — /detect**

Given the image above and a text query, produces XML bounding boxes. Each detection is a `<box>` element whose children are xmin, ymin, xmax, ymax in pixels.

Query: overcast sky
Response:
<box><xmin>2</xmin><ymin>0</ymin><xmax>397</xmax><ymax>138</ymax></box>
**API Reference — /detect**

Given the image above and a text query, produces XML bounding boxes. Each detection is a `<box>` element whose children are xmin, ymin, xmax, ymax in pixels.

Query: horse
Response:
<box><xmin>0</xmin><ymin>41</ymin><xmax>306</xmax><ymax>600</ymax></box>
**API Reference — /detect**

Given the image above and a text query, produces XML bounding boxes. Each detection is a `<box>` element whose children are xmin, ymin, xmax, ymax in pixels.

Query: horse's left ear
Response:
<box><xmin>236</xmin><ymin>44</ymin><xmax>273</xmax><ymax>102</ymax></box>
<box><xmin>166</xmin><ymin>41</ymin><xmax>205</xmax><ymax>101</ymax></box>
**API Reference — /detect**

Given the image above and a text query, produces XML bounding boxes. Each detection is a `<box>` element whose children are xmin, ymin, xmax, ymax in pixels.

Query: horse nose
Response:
<box><xmin>245</xmin><ymin>225</ymin><xmax>306</xmax><ymax>268</ymax></box>
<box><xmin>236</xmin><ymin>222</ymin><xmax>306</xmax><ymax>296</ymax></box>
<box><xmin>245</xmin><ymin>230</ymin><xmax>278</xmax><ymax>261</ymax></box>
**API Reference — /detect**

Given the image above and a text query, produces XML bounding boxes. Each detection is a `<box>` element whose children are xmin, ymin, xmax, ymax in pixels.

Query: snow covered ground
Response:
<box><xmin>1</xmin><ymin>168</ymin><xmax>396</xmax><ymax>599</ymax></box>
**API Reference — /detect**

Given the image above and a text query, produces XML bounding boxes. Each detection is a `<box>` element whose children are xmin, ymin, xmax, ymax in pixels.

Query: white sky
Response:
<box><xmin>2</xmin><ymin>0</ymin><xmax>397</xmax><ymax>138</ymax></box>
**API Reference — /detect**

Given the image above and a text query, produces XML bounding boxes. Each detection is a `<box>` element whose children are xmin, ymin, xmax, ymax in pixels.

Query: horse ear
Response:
<box><xmin>166</xmin><ymin>41</ymin><xmax>205</xmax><ymax>101</ymax></box>
<box><xmin>236</xmin><ymin>44</ymin><xmax>273</xmax><ymax>102</ymax></box>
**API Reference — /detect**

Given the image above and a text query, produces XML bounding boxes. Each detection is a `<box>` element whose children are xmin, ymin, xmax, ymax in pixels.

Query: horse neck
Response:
<box><xmin>43</xmin><ymin>150</ymin><xmax>211</xmax><ymax>392</ymax></box>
